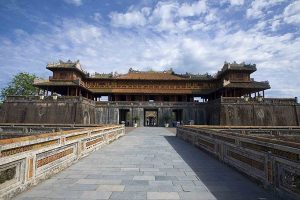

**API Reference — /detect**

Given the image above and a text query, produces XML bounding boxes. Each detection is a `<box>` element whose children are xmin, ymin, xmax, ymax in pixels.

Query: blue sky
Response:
<box><xmin>0</xmin><ymin>0</ymin><xmax>300</xmax><ymax>98</ymax></box>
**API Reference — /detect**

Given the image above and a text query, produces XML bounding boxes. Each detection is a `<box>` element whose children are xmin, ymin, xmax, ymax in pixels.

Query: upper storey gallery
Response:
<box><xmin>34</xmin><ymin>60</ymin><xmax>270</xmax><ymax>102</ymax></box>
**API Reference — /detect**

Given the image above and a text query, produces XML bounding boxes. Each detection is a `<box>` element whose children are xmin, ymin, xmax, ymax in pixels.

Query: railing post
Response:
<box><xmin>26</xmin><ymin>156</ymin><xmax>35</xmax><ymax>181</ymax></box>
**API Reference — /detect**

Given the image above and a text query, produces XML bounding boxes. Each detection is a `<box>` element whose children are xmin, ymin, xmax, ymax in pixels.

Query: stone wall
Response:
<box><xmin>1</xmin><ymin>96</ymin><xmax>299</xmax><ymax>126</ymax></box>
<box><xmin>205</xmin><ymin>99</ymin><xmax>221</xmax><ymax>125</ymax></box>
<box><xmin>0</xmin><ymin>124</ymin><xmax>125</xmax><ymax>200</ymax></box>
<box><xmin>177</xmin><ymin>126</ymin><xmax>300</xmax><ymax>200</ymax></box>
<box><xmin>0</xmin><ymin>96</ymin><xmax>96</xmax><ymax>124</ymax></box>
<box><xmin>0</xmin><ymin>124</ymin><xmax>103</xmax><ymax>139</ymax></box>
<box><xmin>219</xmin><ymin>97</ymin><xmax>300</xmax><ymax>126</ymax></box>
<box><xmin>95</xmin><ymin>101</ymin><xmax>207</xmax><ymax>126</ymax></box>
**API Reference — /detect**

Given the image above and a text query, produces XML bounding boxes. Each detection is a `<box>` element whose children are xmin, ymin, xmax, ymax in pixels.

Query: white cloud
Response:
<box><xmin>64</xmin><ymin>0</ymin><xmax>82</xmax><ymax>6</ymax></box>
<box><xmin>283</xmin><ymin>0</ymin><xmax>300</xmax><ymax>25</ymax></box>
<box><xmin>110</xmin><ymin>10</ymin><xmax>147</xmax><ymax>28</ymax></box>
<box><xmin>271</xmin><ymin>19</ymin><xmax>281</xmax><ymax>31</ymax></box>
<box><xmin>228</xmin><ymin>0</ymin><xmax>244</xmax><ymax>6</ymax></box>
<box><xmin>247</xmin><ymin>0</ymin><xmax>285</xmax><ymax>19</ymax></box>
<box><xmin>109</xmin><ymin>1</ymin><xmax>211</xmax><ymax>33</ymax></box>
<box><xmin>178</xmin><ymin>1</ymin><xmax>207</xmax><ymax>17</ymax></box>
<box><xmin>150</xmin><ymin>2</ymin><xmax>178</xmax><ymax>32</ymax></box>
<box><xmin>1</xmin><ymin>1</ymin><xmax>300</xmax><ymax>99</ymax></box>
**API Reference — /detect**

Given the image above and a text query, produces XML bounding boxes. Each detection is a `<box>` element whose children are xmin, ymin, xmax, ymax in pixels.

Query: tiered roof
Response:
<box><xmin>215</xmin><ymin>61</ymin><xmax>257</xmax><ymax>78</ymax></box>
<box><xmin>47</xmin><ymin>60</ymin><xmax>88</xmax><ymax>76</ymax></box>
<box><xmin>92</xmin><ymin>69</ymin><xmax>214</xmax><ymax>81</ymax></box>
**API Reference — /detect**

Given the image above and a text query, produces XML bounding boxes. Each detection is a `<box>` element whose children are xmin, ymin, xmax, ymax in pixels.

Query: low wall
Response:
<box><xmin>95</xmin><ymin>101</ymin><xmax>206</xmax><ymax>126</ymax></box>
<box><xmin>1</xmin><ymin>96</ymin><xmax>299</xmax><ymax>126</ymax></box>
<box><xmin>0</xmin><ymin>96</ymin><xmax>96</xmax><ymax>124</ymax></box>
<box><xmin>0</xmin><ymin>124</ymin><xmax>105</xmax><ymax>139</ymax></box>
<box><xmin>0</xmin><ymin>124</ymin><xmax>125</xmax><ymax>200</ymax></box>
<box><xmin>177</xmin><ymin>126</ymin><xmax>300</xmax><ymax>200</ymax></box>
<box><xmin>219</xmin><ymin>97</ymin><xmax>300</xmax><ymax>126</ymax></box>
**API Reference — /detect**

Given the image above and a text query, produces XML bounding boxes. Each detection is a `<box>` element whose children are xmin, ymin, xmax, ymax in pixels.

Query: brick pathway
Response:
<box><xmin>15</xmin><ymin>127</ymin><xmax>279</xmax><ymax>200</ymax></box>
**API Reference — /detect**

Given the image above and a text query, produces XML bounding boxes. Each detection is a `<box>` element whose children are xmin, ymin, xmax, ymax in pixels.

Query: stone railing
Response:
<box><xmin>4</xmin><ymin>96</ymin><xmax>95</xmax><ymax>105</ymax></box>
<box><xmin>95</xmin><ymin>101</ymin><xmax>204</xmax><ymax>107</ymax></box>
<box><xmin>177</xmin><ymin>126</ymin><xmax>300</xmax><ymax>200</ymax></box>
<box><xmin>0</xmin><ymin>124</ymin><xmax>109</xmax><ymax>139</ymax></box>
<box><xmin>206</xmin><ymin>126</ymin><xmax>300</xmax><ymax>137</ymax></box>
<box><xmin>220</xmin><ymin>97</ymin><xmax>298</xmax><ymax>105</ymax></box>
<box><xmin>0</xmin><ymin>125</ymin><xmax>125</xmax><ymax>200</ymax></box>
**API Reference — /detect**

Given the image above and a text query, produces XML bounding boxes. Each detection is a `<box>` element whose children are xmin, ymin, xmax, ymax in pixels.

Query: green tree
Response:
<box><xmin>1</xmin><ymin>73</ymin><xmax>37</xmax><ymax>100</ymax></box>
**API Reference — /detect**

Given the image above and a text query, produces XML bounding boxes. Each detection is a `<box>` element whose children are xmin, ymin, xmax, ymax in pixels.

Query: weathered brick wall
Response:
<box><xmin>177</xmin><ymin>126</ymin><xmax>300</xmax><ymax>200</ymax></box>
<box><xmin>0</xmin><ymin>96</ymin><xmax>96</xmax><ymax>124</ymax></box>
<box><xmin>0</xmin><ymin>125</ymin><xmax>125</xmax><ymax>200</ymax></box>
<box><xmin>1</xmin><ymin>96</ymin><xmax>299</xmax><ymax>126</ymax></box>
<box><xmin>95</xmin><ymin>101</ymin><xmax>207</xmax><ymax>126</ymax></box>
<box><xmin>205</xmin><ymin>99</ymin><xmax>221</xmax><ymax>125</ymax></box>
<box><xmin>219</xmin><ymin>98</ymin><xmax>300</xmax><ymax>126</ymax></box>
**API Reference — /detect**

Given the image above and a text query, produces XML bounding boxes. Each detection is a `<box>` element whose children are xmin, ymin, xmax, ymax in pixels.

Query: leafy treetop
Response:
<box><xmin>1</xmin><ymin>72</ymin><xmax>37</xmax><ymax>100</ymax></box>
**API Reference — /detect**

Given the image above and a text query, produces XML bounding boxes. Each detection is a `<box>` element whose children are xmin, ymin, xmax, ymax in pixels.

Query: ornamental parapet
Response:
<box><xmin>95</xmin><ymin>100</ymin><xmax>205</xmax><ymax>107</ymax></box>
<box><xmin>0</xmin><ymin>124</ymin><xmax>125</xmax><ymax>199</ymax></box>
<box><xmin>4</xmin><ymin>95</ymin><xmax>95</xmax><ymax>105</ymax></box>
<box><xmin>177</xmin><ymin>125</ymin><xmax>300</xmax><ymax>200</ymax></box>
<box><xmin>220</xmin><ymin>97</ymin><xmax>298</xmax><ymax>105</ymax></box>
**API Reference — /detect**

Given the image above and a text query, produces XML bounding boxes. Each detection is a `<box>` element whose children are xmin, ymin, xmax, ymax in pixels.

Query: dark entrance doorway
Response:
<box><xmin>119</xmin><ymin>109</ymin><xmax>129</xmax><ymax>126</ymax></box>
<box><xmin>144</xmin><ymin>109</ymin><xmax>158</xmax><ymax>126</ymax></box>
<box><xmin>172</xmin><ymin>109</ymin><xmax>183</xmax><ymax>126</ymax></box>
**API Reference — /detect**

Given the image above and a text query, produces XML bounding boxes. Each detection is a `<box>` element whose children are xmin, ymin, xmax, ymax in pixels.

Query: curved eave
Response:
<box><xmin>216</xmin><ymin>68</ymin><xmax>256</xmax><ymax>78</ymax></box>
<box><xmin>47</xmin><ymin>66</ymin><xmax>88</xmax><ymax>77</ymax></box>
<box><xmin>34</xmin><ymin>81</ymin><xmax>78</xmax><ymax>87</ymax></box>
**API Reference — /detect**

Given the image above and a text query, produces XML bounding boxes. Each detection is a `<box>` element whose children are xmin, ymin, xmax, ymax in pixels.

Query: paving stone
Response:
<box><xmin>124</xmin><ymin>185</ymin><xmax>182</xmax><ymax>192</ymax></box>
<box><xmin>77</xmin><ymin>179</ymin><xmax>122</xmax><ymax>185</ymax></box>
<box><xmin>160</xmin><ymin>168</ymin><xmax>181</xmax><ymax>173</ymax></box>
<box><xmin>147</xmin><ymin>192</ymin><xmax>180</xmax><ymax>199</ymax></box>
<box><xmin>172</xmin><ymin>180</ymin><xmax>196</xmax><ymax>187</ymax></box>
<box><xmin>97</xmin><ymin>185</ymin><xmax>125</xmax><ymax>192</ymax></box>
<box><xmin>121</xmin><ymin>180</ymin><xmax>149</xmax><ymax>185</ymax></box>
<box><xmin>149</xmin><ymin>180</ymin><xmax>173</xmax><ymax>186</ymax></box>
<box><xmin>47</xmin><ymin>190</ymin><xmax>84</xmax><ymax>199</ymax></box>
<box><xmin>133</xmin><ymin>176</ymin><xmax>155</xmax><ymax>180</ymax></box>
<box><xmin>179</xmin><ymin>192</ymin><xmax>217</xmax><ymax>200</ymax></box>
<box><xmin>69</xmin><ymin>184</ymin><xmax>99</xmax><ymax>191</ymax></box>
<box><xmin>155</xmin><ymin>176</ymin><xmax>178</xmax><ymax>181</ymax></box>
<box><xmin>143</xmin><ymin>171</ymin><xmax>166</xmax><ymax>176</ymax></box>
<box><xmin>80</xmin><ymin>191</ymin><xmax>112</xmax><ymax>199</ymax></box>
<box><xmin>176</xmin><ymin>175</ymin><xmax>199</xmax><ymax>181</ymax></box>
<box><xmin>66</xmin><ymin>174</ymin><xmax>88</xmax><ymax>179</ymax></box>
<box><xmin>15</xmin><ymin>190</ymin><xmax>52</xmax><ymax>199</ymax></box>
<box><xmin>109</xmin><ymin>191</ymin><xmax>146</xmax><ymax>200</ymax></box>
<box><xmin>124</xmin><ymin>185</ymin><xmax>152</xmax><ymax>192</ymax></box>
<box><xmin>13</xmin><ymin>127</ymin><xmax>276</xmax><ymax>200</ymax></box>
<box><xmin>181</xmin><ymin>185</ymin><xmax>208</xmax><ymax>192</ymax></box>
<box><xmin>140</xmin><ymin>168</ymin><xmax>159</xmax><ymax>172</ymax></box>
<box><xmin>184</xmin><ymin>171</ymin><xmax>197</xmax><ymax>176</ymax></box>
<box><xmin>121</xmin><ymin>168</ymin><xmax>139</xmax><ymax>171</ymax></box>
<box><xmin>166</xmin><ymin>171</ymin><xmax>186</xmax><ymax>176</ymax></box>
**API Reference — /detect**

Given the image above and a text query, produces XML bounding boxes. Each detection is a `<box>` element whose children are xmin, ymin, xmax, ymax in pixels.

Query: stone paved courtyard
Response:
<box><xmin>14</xmin><ymin>127</ymin><xmax>279</xmax><ymax>200</ymax></box>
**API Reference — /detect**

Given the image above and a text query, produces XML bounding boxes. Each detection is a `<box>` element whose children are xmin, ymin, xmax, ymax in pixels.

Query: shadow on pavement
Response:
<box><xmin>164</xmin><ymin>135</ymin><xmax>281</xmax><ymax>200</ymax></box>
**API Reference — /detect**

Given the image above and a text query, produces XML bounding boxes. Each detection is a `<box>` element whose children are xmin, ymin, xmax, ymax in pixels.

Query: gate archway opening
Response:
<box><xmin>144</xmin><ymin>109</ymin><xmax>158</xmax><ymax>127</ymax></box>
